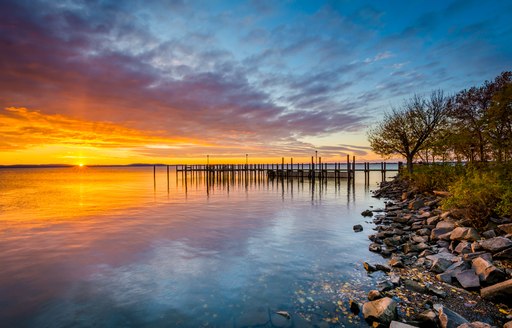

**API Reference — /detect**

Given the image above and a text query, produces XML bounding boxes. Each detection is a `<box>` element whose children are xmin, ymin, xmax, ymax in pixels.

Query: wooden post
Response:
<box><xmin>352</xmin><ymin>156</ymin><xmax>356</xmax><ymax>178</ymax></box>
<box><xmin>311</xmin><ymin>156</ymin><xmax>314</xmax><ymax>180</ymax></box>
<box><xmin>319</xmin><ymin>157</ymin><xmax>322</xmax><ymax>179</ymax></box>
<box><xmin>346</xmin><ymin>155</ymin><xmax>350</xmax><ymax>181</ymax></box>
<box><xmin>153</xmin><ymin>165</ymin><xmax>156</xmax><ymax>190</ymax></box>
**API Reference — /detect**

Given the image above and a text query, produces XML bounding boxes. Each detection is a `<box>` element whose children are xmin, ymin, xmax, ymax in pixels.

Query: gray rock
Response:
<box><xmin>479</xmin><ymin>237</ymin><xmax>512</xmax><ymax>253</ymax></box>
<box><xmin>431</xmin><ymin>222</ymin><xmax>455</xmax><ymax>240</ymax></box>
<box><xmin>362</xmin><ymin>297</ymin><xmax>397</xmax><ymax>326</ymax></box>
<box><xmin>450</xmin><ymin>227</ymin><xmax>480</xmax><ymax>242</ymax></box>
<box><xmin>353</xmin><ymin>224</ymin><xmax>363</xmax><ymax>232</ymax></box>
<box><xmin>403</xmin><ymin>279</ymin><xmax>427</xmax><ymax>293</ymax></box>
<box><xmin>378</xmin><ymin>280</ymin><xmax>395</xmax><ymax>293</ymax></box>
<box><xmin>462</xmin><ymin>251</ymin><xmax>492</xmax><ymax>262</ymax></box>
<box><xmin>455</xmin><ymin>270</ymin><xmax>480</xmax><ymax>289</ymax></box>
<box><xmin>433</xmin><ymin>304</ymin><xmax>469</xmax><ymax>328</ymax></box>
<box><xmin>390</xmin><ymin>273</ymin><xmax>401</xmax><ymax>286</ymax></box>
<box><xmin>427</xmin><ymin>253</ymin><xmax>456</xmax><ymax>273</ymax></box>
<box><xmin>481</xmin><ymin>230</ymin><xmax>496</xmax><ymax>239</ymax></box>
<box><xmin>368</xmin><ymin>290</ymin><xmax>382</xmax><ymax>301</ymax></box>
<box><xmin>454</xmin><ymin>241</ymin><xmax>472</xmax><ymax>254</ymax></box>
<box><xmin>472</xmin><ymin>256</ymin><xmax>506</xmax><ymax>285</ymax></box>
<box><xmin>427</xmin><ymin>285</ymin><xmax>447</xmax><ymax>298</ymax></box>
<box><xmin>403</xmin><ymin>242</ymin><xmax>420</xmax><ymax>254</ymax></box>
<box><xmin>480</xmin><ymin>278</ymin><xmax>512</xmax><ymax>302</ymax></box>
<box><xmin>494</xmin><ymin>247</ymin><xmax>512</xmax><ymax>259</ymax></box>
<box><xmin>409</xmin><ymin>199</ymin><xmax>425</xmax><ymax>210</ymax></box>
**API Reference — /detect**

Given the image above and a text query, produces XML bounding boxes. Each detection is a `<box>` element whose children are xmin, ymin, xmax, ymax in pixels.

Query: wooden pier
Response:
<box><xmin>172</xmin><ymin>156</ymin><xmax>402</xmax><ymax>182</ymax></box>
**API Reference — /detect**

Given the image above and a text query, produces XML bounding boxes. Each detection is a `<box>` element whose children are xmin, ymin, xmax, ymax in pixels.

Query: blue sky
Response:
<box><xmin>0</xmin><ymin>0</ymin><xmax>511</xmax><ymax>163</ymax></box>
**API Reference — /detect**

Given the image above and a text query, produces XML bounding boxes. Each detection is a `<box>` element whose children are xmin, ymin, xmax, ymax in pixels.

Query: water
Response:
<box><xmin>0</xmin><ymin>166</ymin><xmax>394</xmax><ymax>327</ymax></box>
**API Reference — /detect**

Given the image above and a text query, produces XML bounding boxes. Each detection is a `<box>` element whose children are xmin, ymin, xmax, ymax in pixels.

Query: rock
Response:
<box><xmin>481</xmin><ymin>230</ymin><xmax>496</xmax><ymax>239</ymax></box>
<box><xmin>455</xmin><ymin>270</ymin><xmax>480</xmax><ymax>289</ymax></box>
<box><xmin>403</xmin><ymin>242</ymin><xmax>420</xmax><ymax>254</ymax></box>
<box><xmin>427</xmin><ymin>285</ymin><xmax>447</xmax><ymax>298</ymax></box>
<box><xmin>364</xmin><ymin>262</ymin><xmax>377</xmax><ymax>272</ymax></box>
<box><xmin>416</xmin><ymin>310</ymin><xmax>438</xmax><ymax>326</ymax></box>
<box><xmin>368</xmin><ymin>290</ymin><xmax>382</xmax><ymax>301</ymax></box>
<box><xmin>431</xmin><ymin>221</ymin><xmax>456</xmax><ymax>240</ymax></box>
<box><xmin>479</xmin><ymin>237</ymin><xmax>512</xmax><ymax>253</ymax></box>
<box><xmin>472</xmin><ymin>257</ymin><xmax>507</xmax><ymax>285</ymax></box>
<box><xmin>362</xmin><ymin>297</ymin><xmax>397</xmax><ymax>326</ymax></box>
<box><xmin>494</xmin><ymin>247</ymin><xmax>512</xmax><ymax>259</ymax></box>
<box><xmin>375</xmin><ymin>264</ymin><xmax>391</xmax><ymax>273</ymax></box>
<box><xmin>361</xmin><ymin>209</ymin><xmax>373</xmax><ymax>217</ymax></box>
<box><xmin>504</xmin><ymin>321</ymin><xmax>512</xmax><ymax>328</ymax></box>
<box><xmin>353</xmin><ymin>224</ymin><xmax>363</xmax><ymax>232</ymax></box>
<box><xmin>409</xmin><ymin>199</ymin><xmax>425</xmax><ymax>210</ymax></box>
<box><xmin>378</xmin><ymin>280</ymin><xmax>395</xmax><ymax>293</ymax></box>
<box><xmin>498</xmin><ymin>223</ymin><xmax>512</xmax><ymax>234</ymax></box>
<box><xmin>412</xmin><ymin>235</ymin><xmax>429</xmax><ymax>243</ymax></box>
<box><xmin>403</xmin><ymin>279</ymin><xmax>427</xmax><ymax>293</ymax></box>
<box><xmin>389</xmin><ymin>273</ymin><xmax>401</xmax><ymax>286</ymax></box>
<box><xmin>427</xmin><ymin>215</ymin><xmax>442</xmax><ymax>226</ymax></box>
<box><xmin>433</xmin><ymin>304</ymin><xmax>469</xmax><ymax>328</ymax></box>
<box><xmin>462</xmin><ymin>252</ymin><xmax>492</xmax><ymax>262</ymax></box>
<box><xmin>480</xmin><ymin>278</ymin><xmax>512</xmax><ymax>302</ymax></box>
<box><xmin>389</xmin><ymin>257</ymin><xmax>404</xmax><ymax>268</ymax></box>
<box><xmin>454</xmin><ymin>241</ymin><xmax>472</xmax><ymax>254</ymax></box>
<box><xmin>369</xmin><ymin>243</ymin><xmax>382</xmax><ymax>253</ymax></box>
<box><xmin>427</xmin><ymin>253</ymin><xmax>456</xmax><ymax>273</ymax></box>
<box><xmin>389</xmin><ymin>321</ymin><xmax>417</xmax><ymax>328</ymax></box>
<box><xmin>457</xmin><ymin>322</ymin><xmax>491</xmax><ymax>328</ymax></box>
<box><xmin>349</xmin><ymin>300</ymin><xmax>360</xmax><ymax>314</ymax></box>
<box><xmin>450</xmin><ymin>227</ymin><xmax>480</xmax><ymax>242</ymax></box>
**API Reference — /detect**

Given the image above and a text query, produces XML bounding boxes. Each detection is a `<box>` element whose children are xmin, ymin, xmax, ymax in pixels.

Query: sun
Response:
<box><xmin>78</xmin><ymin>163</ymin><xmax>85</xmax><ymax>167</ymax></box>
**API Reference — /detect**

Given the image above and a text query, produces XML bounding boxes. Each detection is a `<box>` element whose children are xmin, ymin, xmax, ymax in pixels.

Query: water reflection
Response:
<box><xmin>0</xmin><ymin>166</ymin><xmax>393</xmax><ymax>327</ymax></box>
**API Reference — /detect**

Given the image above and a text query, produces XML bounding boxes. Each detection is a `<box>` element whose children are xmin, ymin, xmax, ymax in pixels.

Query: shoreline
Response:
<box><xmin>357</xmin><ymin>176</ymin><xmax>512</xmax><ymax>327</ymax></box>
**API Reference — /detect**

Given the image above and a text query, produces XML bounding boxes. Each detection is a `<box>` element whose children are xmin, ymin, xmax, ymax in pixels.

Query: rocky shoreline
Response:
<box><xmin>355</xmin><ymin>177</ymin><xmax>512</xmax><ymax>328</ymax></box>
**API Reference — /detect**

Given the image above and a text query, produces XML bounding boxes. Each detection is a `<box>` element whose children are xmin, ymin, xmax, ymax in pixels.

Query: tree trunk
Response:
<box><xmin>406</xmin><ymin>155</ymin><xmax>414</xmax><ymax>174</ymax></box>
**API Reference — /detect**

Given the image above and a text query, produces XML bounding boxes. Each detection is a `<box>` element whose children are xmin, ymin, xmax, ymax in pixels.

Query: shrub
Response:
<box><xmin>403</xmin><ymin>163</ymin><xmax>465</xmax><ymax>192</ymax></box>
<box><xmin>442</xmin><ymin>170</ymin><xmax>505</xmax><ymax>227</ymax></box>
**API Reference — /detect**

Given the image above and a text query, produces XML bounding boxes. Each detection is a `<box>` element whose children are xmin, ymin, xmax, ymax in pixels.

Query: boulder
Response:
<box><xmin>368</xmin><ymin>290</ymin><xmax>382</xmax><ymax>301</ymax></box>
<box><xmin>378</xmin><ymin>280</ymin><xmax>395</xmax><ymax>293</ymax></box>
<box><xmin>349</xmin><ymin>300</ymin><xmax>360</xmax><ymax>314</ymax></box>
<box><xmin>375</xmin><ymin>264</ymin><xmax>391</xmax><ymax>273</ymax></box>
<box><xmin>479</xmin><ymin>237</ymin><xmax>512</xmax><ymax>253</ymax></box>
<box><xmin>480</xmin><ymin>278</ymin><xmax>512</xmax><ymax>302</ymax></box>
<box><xmin>403</xmin><ymin>279</ymin><xmax>427</xmax><ymax>293</ymax></box>
<box><xmin>427</xmin><ymin>253</ymin><xmax>456</xmax><ymax>273</ymax></box>
<box><xmin>369</xmin><ymin>243</ymin><xmax>382</xmax><ymax>253</ymax></box>
<box><xmin>389</xmin><ymin>321</ymin><xmax>417</xmax><ymax>328</ymax></box>
<box><xmin>481</xmin><ymin>230</ymin><xmax>496</xmax><ymax>239</ymax></box>
<box><xmin>389</xmin><ymin>257</ymin><xmax>404</xmax><ymax>268</ymax></box>
<box><xmin>353</xmin><ymin>224</ymin><xmax>363</xmax><ymax>232</ymax></box>
<box><xmin>433</xmin><ymin>304</ymin><xmax>469</xmax><ymax>328</ymax></box>
<box><xmin>504</xmin><ymin>321</ymin><xmax>512</xmax><ymax>328</ymax></box>
<box><xmin>361</xmin><ymin>209</ymin><xmax>373</xmax><ymax>217</ymax></box>
<box><xmin>427</xmin><ymin>215</ymin><xmax>442</xmax><ymax>226</ymax></box>
<box><xmin>450</xmin><ymin>227</ymin><xmax>480</xmax><ymax>242</ymax></box>
<box><xmin>431</xmin><ymin>221</ymin><xmax>456</xmax><ymax>240</ymax></box>
<box><xmin>416</xmin><ymin>310</ymin><xmax>438</xmax><ymax>326</ymax></box>
<box><xmin>472</xmin><ymin>257</ymin><xmax>507</xmax><ymax>285</ymax></box>
<box><xmin>364</xmin><ymin>262</ymin><xmax>376</xmax><ymax>272</ymax></box>
<box><xmin>455</xmin><ymin>270</ymin><xmax>480</xmax><ymax>289</ymax></box>
<box><xmin>457</xmin><ymin>322</ymin><xmax>492</xmax><ymax>328</ymax></box>
<box><xmin>498</xmin><ymin>223</ymin><xmax>512</xmax><ymax>234</ymax></box>
<box><xmin>494</xmin><ymin>247</ymin><xmax>512</xmax><ymax>259</ymax></box>
<box><xmin>454</xmin><ymin>241</ymin><xmax>472</xmax><ymax>254</ymax></box>
<box><xmin>409</xmin><ymin>199</ymin><xmax>425</xmax><ymax>210</ymax></box>
<box><xmin>462</xmin><ymin>252</ymin><xmax>492</xmax><ymax>262</ymax></box>
<box><xmin>362</xmin><ymin>297</ymin><xmax>397</xmax><ymax>326</ymax></box>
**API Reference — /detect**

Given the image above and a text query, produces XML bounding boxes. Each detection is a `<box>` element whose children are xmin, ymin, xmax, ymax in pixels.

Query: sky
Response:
<box><xmin>0</xmin><ymin>0</ymin><xmax>511</xmax><ymax>165</ymax></box>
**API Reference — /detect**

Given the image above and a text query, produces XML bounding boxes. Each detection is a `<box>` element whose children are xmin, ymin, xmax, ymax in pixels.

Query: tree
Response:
<box><xmin>368</xmin><ymin>91</ymin><xmax>449</xmax><ymax>173</ymax></box>
<box><xmin>486</xmin><ymin>82</ymin><xmax>512</xmax><ymax>161</ymax></box>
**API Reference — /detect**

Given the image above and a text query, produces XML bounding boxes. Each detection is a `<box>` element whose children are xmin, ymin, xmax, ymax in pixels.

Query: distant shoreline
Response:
<box><xmin>0</xmin><ymin>164</ymin><xmax>170</xmax><ymax>169</ymax></box>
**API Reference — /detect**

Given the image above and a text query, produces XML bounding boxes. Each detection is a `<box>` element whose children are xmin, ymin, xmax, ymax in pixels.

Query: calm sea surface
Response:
<box><xmin>0</xmin><ymin>166</ymin><xmax>395</xmax><ymax>327</ymax></box>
